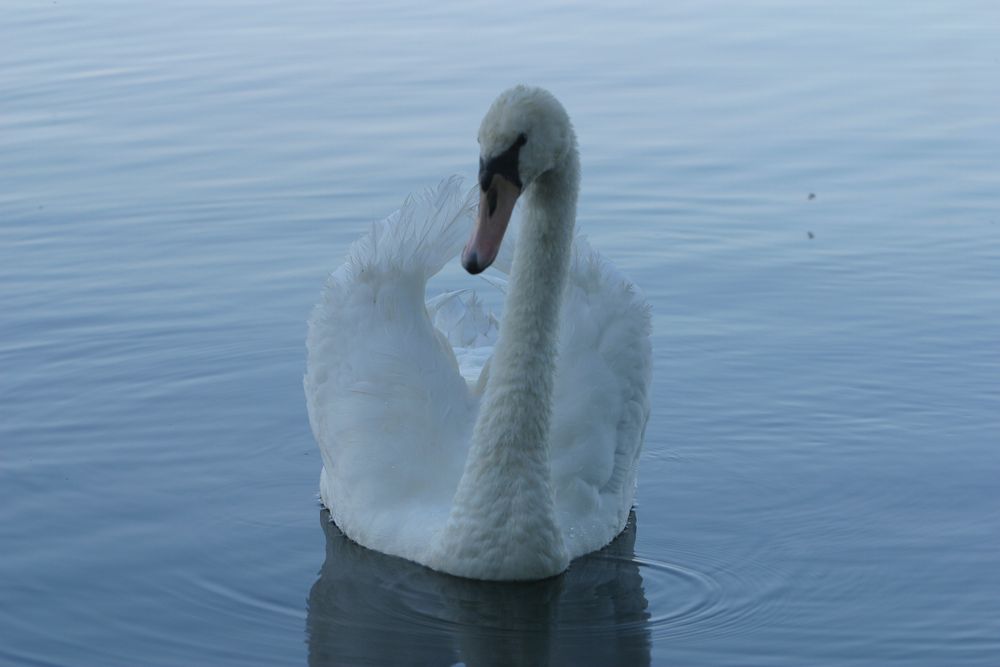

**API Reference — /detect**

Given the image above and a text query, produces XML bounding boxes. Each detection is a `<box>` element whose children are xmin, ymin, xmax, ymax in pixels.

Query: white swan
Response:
<box><xmin>305</xmin><ymin>86</ymin><xmax>651</xmax><ymax>581</ymax></box>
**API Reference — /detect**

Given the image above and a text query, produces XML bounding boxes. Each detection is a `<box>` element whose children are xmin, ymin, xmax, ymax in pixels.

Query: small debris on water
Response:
<box><xmin>808</xmin><ymin>193</ymin><xmax>816</xmax><ymax>200</ymax></box>
<box><xmin>807</xmin><ymin>231</ymin><xmax>815</xmax><ymax>239</ymax></box>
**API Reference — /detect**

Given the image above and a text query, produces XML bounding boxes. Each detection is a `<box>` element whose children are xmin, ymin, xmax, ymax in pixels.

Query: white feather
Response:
<box><xmin>306</xmin><ymin>87</ymin><xmax>652</xmax><ymax>580</ymax></box>
<box><xmin>306</xmin><ymin>178</ymin><xmax>651</xmax><ymax>572</ymax></box>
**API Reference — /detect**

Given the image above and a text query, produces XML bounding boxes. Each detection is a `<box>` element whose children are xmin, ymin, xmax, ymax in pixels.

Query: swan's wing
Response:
<box><xmin>305</xmin><ymin>177</ymin><xmax>479</xmax><ymax>563</ymax></box>
<box><xmin>549</xmin><ymin>237</ymin><xmax>652</xmax><ymax>557</ymax></box>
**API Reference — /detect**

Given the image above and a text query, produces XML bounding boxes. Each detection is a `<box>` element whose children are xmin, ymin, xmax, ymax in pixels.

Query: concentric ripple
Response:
<box><xmin>633</xmin><ymin>549</ymin><xmax>788</xmax><ymax>641</ymax></box>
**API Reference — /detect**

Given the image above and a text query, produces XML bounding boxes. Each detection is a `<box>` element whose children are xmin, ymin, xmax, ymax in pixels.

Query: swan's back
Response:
<box><xmin>306</xmin><ymin>177</ymin><xmax>652</xmax><ymax>569</ymax></box>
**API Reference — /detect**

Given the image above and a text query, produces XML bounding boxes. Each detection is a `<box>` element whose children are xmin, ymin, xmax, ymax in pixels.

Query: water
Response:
<box><xmin>2</xmin><ymin>1</ymin><xmax>998</xmax><ymax>665</ymax></box>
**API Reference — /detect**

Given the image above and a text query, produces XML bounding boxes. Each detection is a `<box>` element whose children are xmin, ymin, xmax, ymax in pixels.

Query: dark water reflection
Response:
<box><xmin>308</xmin><ymin>511</ymin><xmax>651</xmax><ymax>667</ymax></box>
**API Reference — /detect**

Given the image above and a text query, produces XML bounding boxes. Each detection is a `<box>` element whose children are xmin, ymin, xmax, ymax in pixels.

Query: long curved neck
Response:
<box><xmin>435</xmin><ymin>145</ymin><xmax>579</xmax><ymax>580</ymax></box>
<box><xmin>484</xmin><ymin>154</ymin><xmax>579</xmax><ymax>447</ymax></box>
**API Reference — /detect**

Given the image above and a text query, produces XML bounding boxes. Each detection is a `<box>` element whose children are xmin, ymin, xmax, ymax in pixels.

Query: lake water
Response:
<box><xmin>2</xmin><ymin>1</ymin><xmax>998</xmax><ymax>665</ymax></box>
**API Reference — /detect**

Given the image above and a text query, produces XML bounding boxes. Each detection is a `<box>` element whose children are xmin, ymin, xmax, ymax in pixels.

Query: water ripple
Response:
<box><xmin>300</xmin><ymin>510</ymin><xmax>789</xmax><ymax>666</ymax></box>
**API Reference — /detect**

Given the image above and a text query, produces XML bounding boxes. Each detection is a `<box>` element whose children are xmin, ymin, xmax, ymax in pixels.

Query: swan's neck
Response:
<box><xmin>435</xmin><ymin>147</ymin><xmax>579</xmax><ymax>580</ymax></box>
<box><xmin>484</xmin><ymin>159</ymin><xmax>579</xmax><ymax>454</ymax></box>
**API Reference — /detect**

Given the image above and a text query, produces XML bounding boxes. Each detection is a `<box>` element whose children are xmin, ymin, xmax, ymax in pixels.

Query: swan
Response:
<box><xmin>305</xmin><ymin>85</ymin><xmax>651</xmax><ymax>581</ymax></box>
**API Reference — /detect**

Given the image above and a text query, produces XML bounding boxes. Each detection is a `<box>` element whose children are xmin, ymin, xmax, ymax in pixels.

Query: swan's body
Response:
<box><xmin>306</xmin><ymin>87</ymin><xmax>651</xmax><ymax>580</ymax></box>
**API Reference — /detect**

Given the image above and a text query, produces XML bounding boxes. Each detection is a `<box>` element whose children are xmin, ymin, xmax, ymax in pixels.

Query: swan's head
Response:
<box><xmin>463</xmin><ymin>85</ymin><xmax>575</xmax><ymax>274</ymax></box>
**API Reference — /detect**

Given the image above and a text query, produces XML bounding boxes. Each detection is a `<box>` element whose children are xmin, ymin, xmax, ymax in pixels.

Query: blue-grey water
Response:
<box><xmin>2</xmin><ymin>1</ymin><xmax>999</xmax><ymax>665</ymax></box>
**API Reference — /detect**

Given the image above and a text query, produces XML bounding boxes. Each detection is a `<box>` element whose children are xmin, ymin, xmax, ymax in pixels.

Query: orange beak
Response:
<box><xmin>462</xmin><ymin>174</ymin><xmax>521</xmax><ymax>274</ymax></box>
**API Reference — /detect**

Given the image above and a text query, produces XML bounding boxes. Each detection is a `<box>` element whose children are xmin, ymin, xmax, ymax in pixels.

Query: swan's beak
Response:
<box><xmin>462</xmin><ymin>174</ymin><xmax>521</xmax><ymax>274</ymax></box>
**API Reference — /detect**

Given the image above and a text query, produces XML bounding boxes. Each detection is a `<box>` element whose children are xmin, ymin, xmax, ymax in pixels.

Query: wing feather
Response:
<box><xmin>549</xmin><ymin>237</ymin><xmax>653</xmax><ymax>555</ymax></box>
<box><xmin>304</xmin><ymin>178</ymin><xmax>478</xmax><ymax>561</ymax></box>
<box><xmin>305</xmin><ymin>182</ymin><xmax>651</xmax><ymax>563</ymax></box>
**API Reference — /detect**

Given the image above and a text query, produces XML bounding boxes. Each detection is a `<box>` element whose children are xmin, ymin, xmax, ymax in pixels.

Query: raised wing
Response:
<box><xmin>304</xmin><ymin>178</ymin><xmax>479</xmax><ymax>562</ymax></box>
<box><xmin>549</xmin><ymin>237</ymin><xmax>653</xmax><ymax>556</ymax></box>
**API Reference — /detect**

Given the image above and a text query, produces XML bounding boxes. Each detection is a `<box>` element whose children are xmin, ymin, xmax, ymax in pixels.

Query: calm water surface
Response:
<box><xmin>2</xmin><ymin>1</ymin><xmax>999</xmax><ymax>665</ymax></box>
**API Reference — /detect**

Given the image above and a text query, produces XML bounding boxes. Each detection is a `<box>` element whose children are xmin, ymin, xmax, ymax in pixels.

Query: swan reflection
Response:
<box><xmin>307</xmin><ymin>510</ymin><xmax>651</xmax><ymax>666</ymax></box>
